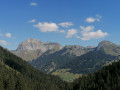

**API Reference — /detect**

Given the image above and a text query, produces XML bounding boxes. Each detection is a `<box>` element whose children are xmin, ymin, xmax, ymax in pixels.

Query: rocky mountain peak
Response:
<box><xmin>97</xmin><ymin>40</ymin><xmax>117</xmax><ymax>50</ymax></box>
<box><xmin>95</xmin><ymin>40</ymin><xmax>120</xmax><ymax>56</ymax></box>
<box><xmin>17</xmin><ymin>39</ymin><xmax>45</xmax><ymax>51</ymax></box>
<box><xmin>17</xmin><ymin>39</ymin><xmax>62</xmax><ymax>52</ymax></box>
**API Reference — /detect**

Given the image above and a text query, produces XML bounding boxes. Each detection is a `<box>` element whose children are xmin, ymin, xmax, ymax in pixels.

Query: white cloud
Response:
<box><xmin>86</xmin><ymin>15</ymin><xmax>102</xmax><ymax>23</ymax></box>
<box><xmin>33</xmin><ymin>22</ymin><xmax>59</xmax><ymax>32</ymax></box>
<box><xmin>0</xmin><ymin>40</ymin><xmax>7</xmax><ymax>45</ymax></box>
<box><xmin>86</xmin><ymin>17</ymin><xmax>96</xmax><ymax>23</ymax></box>
<box><xmin>28</xmin><ymin>19</ymin><xmax>36</xmax><ymax>23</ymax></box>
<box><xmin>66</xmin><ymin>29</ymin><xmax>77</xmax><ymax>38</ymax></box>
<box><xmin>59</xmin><ymin>22</ymin><xmax>74</xmax><ymax>28</ymax></box>
<box><xmin>6</xmin><ymin>33</ymin><xmax>12</xmax><ymax>38</ymax></box>
<box><xmin>80</xmin><ymin>26</ymin><xmax>94</xmax><ymax>32</ymax></box>
<box><xmin>79</xmin><ymin>26</ymin><xmax>108</xmax><ymax>40</ymax></box>
<box><xmin>30</xmin><ymin>3</ymin><xmax>37</xmax><ymax>6</ymax></box>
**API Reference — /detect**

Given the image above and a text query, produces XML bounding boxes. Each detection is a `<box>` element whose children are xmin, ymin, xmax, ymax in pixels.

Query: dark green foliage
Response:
<box><xmin>0</xmin><ymin>46</ymin><xmax>68</xmax><ymax>90</ymax></box>
<box><xmin>31</xmin><ymin>50</ymin><xmax>75</xmax><ymax>73</ymax></box>
<box><xmin>62</xmin><ymin>51</ymin><xmax>116</xmax><ymax>74</ymax></box>
<box><xmin>72</xmin><ymin>60</ymin><xmax>120</xmax><ymax>90</ymax></box>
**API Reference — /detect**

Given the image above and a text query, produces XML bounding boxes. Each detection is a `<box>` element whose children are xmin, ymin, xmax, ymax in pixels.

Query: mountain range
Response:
<box><xmin>11</xmin><ymin>39</ymin><xmax>94</xmax><ymax>73</ymax></box>
<box><xmin>11</xmin><ymin>39</ymin><xmax>120</xmax><ymax>76</ymax></box>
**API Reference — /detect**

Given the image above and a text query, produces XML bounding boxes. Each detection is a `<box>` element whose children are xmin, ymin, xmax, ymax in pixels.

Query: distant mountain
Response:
<box><xmin>17</xmin><ymin>38</ymin><xmax>62</xmax><ymax>51</ymax></box>
<box><xmin>96</xmin><ymin>40</ymin><xmax>120</xmax><ymax>56</ymax></box>
<box><xmin>59</xmin><ymin>41</ymin><xmax>120</xmax><ymax>74</ymax></box>
<box><xmin>11</xmin><ymin>39</ymin><xmax>94</xmax><ymax>73</ymax></box>
<box><xmin>61</xmin><ymin>50</ymin><xmax>116</xmax><ymax>74</ymax></box>
<box><xmin>58</xmin><ymin>45</ymin><xmax>94</xmax><ymax>56</ymax></box>
<box><xmin>12</xmin><ymin>39</ymin><xmax>120</xmax><ymax>75</ymax></box>
<box><xmin>11</xmin><ymin>39</ymin><xmax>62</xmax><ymax>61</ymax></box>
<box><xmin>31</xmin><ymin>45</ymin><xmax>94</xmax><ymax>73</ymax></box>
<box><xmin>0</xmin><ymin>46</ymin><xmax>68</xmax><ymax>90</ymax></box>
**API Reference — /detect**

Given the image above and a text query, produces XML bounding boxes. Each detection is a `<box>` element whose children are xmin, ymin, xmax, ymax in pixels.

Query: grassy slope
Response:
<box><xmin>52</xmin><ymin>69</ymin><xmax>81</xmax><ymax>81</ymax></box>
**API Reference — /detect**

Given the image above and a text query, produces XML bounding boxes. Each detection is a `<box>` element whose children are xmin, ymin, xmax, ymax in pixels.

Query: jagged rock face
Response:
<box><xmin>17</xmin><ymin>39</ymin><xmax>62</xmax><ymax>52</ymax></box>
<box><xmin>17</xmin><ymin>39</ymin><xmax>46</xmax><ymax>51</ymax></box>
<box><xmin>12</xmin><ymin>39</ymin><xmax>62</xmax><ymax>61</ymax></box>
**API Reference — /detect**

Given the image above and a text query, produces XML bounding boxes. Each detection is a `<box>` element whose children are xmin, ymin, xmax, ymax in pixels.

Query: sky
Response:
<box><xmin>0</xmin><ymin>0</ymin><xmax>120</xmax><ymax>50</ymax></box>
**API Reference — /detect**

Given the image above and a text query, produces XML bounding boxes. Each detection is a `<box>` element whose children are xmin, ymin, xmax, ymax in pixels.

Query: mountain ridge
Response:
<box><xmin>11</xmin><ymin>39</ymin><xmax>120</xmax><ymax>75</ymax></box>
<box><xmin>17</xmin><ymin>38</ymin><xmax>62</xmax><ymax>51</ymax></box>
<box><xmin>11</xmin><ymin>39</ymin><xmax>95</xmax><ymax>61</ymax></box>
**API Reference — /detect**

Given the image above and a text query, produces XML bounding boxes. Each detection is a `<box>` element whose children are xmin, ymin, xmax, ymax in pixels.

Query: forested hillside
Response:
<box><xmin>0</xmin><ymin>46</ymin><xmax>68</xmax><ymax>90</ymax></box>
<box><xmin>62</xmin><ymin>51</ymin><xmax>116</xmax><ymax>74</ymax></box>
<box><xmin>72</xmin><ymin>60</ymin><xmax>120</xmax><ymax>90</ymax></box>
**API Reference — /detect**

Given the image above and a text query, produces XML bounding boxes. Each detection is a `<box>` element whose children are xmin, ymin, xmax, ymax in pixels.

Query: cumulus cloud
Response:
<box><xmin>59</xmin><ymin>22</ymin><xmax>74</xmax><ymax>28</ymax></box>
<box><xmin>86</xmin><ymin>17</ymin><xmax>96</xmax><ymax>23</ymax></box>
<box><xmin>0</xmin><ymin>40</ymin><xmax>7</xmax><ymax>45</ymax></box>
<box><xmin>30</xmin><ymin>3</ymin><xmax>37</xmax><ymax>6</ymax></box>
<box><xmin>28</xmin><ymin>19</ymin><xmax>36</xmax><ymax>23</ymax></box>
<box><xmin>6</xmin><ymin>33</ymin><xmax>12</xmax><ymax>38</ymax></box>
<box><xmin>86</xmin><ymin>15</ymin><xmax>102</xmax><ymax>23</ymax></box>
<box><xmin>66</xmin><ymin>29</ymin><xmax>78</xmax><ymax>38</ymax></box>
<box><xmin>33</xmin><ymin>22</ymin><xmax>59</xmax><ymax>32</ymax></box>
<box><xmin>78</xmin><ymin>26</ymin><xmax>108</xmax><ymax>40</ymax></box>
<box><xmin>80</xmin><ymin>26</ymin><xmax>94</xmax><ymax>32</ymax></box>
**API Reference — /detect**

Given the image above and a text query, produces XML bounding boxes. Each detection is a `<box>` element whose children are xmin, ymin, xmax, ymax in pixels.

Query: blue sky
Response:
<box><xmin>0</xmin><ymin>0</ymin><xmax>120</xmax><ymax>50</ymax></box>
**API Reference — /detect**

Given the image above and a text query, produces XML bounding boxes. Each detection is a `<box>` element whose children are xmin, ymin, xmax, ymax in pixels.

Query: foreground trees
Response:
<box><xmin>72</xmin><ymin>60</ymin><xmax>120</xmax><ymax>90</ymax></box>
